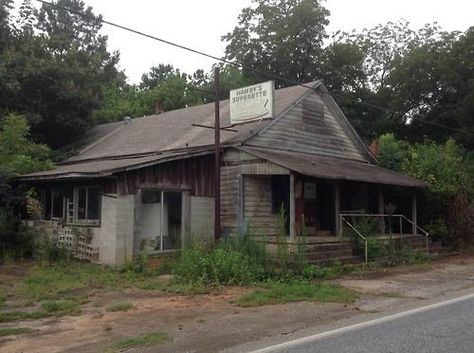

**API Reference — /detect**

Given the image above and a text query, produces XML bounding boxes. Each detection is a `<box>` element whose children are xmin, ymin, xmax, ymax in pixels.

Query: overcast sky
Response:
<box><xmin>20</xmin><ymin>0</ymin><xmax>474</xmax><ymax>83</ymax></box>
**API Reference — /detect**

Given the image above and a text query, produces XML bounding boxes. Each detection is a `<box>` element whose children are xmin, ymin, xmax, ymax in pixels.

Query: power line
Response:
<box><xmin>34</xmin><ymin>0</ymin><xmax>311</xmax><ymax>90</ymax></box>
<box><xmin>35</xmin><ymin>0</ymin><xmax>473</xmax><ymax>138</ymax></box>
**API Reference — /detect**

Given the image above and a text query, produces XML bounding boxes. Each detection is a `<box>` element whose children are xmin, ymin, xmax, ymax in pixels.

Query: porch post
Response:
<box><xmin>238</xmin><ymin>174</ymin><xmax>245</xmax><ymax>235</ymax></box>
<box><xmin>182</xmin><ymin>191</ymin><xmax>191</xmax><ymax>248</ymax></box>
<box><xmin>160</xmin><ymin>190</ymin><xmax>164</xmax><ymax>251</ymax></box>
<box><xmin>289</xmin><ymin>173</ymin><xmax>295</xmax><ymax>240</ymax></box>
<box><xmin>411</xmin><ymin>191</ymin><xmax>417</xmax><ymax>236</ymax></box>
<box><xmin>378</xmin><ymin>186</ymin><xmax>385</xmax><ymax>235</ymax></box>
<box><xmin>334</xmin><ymin>181</ymin><xmax>341</xmax><ymax>237</ymax></box>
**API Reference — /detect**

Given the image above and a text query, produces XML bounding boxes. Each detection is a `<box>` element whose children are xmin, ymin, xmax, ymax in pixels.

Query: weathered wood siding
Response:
<box><xmin>244</xmin><ymin>176</ymin><xmax>279</xmax><ymax>236</ymax></box>
<box><xmin>117</xmin><ymin>154</ymin><xmax>214</xmax><ymax>197</ymax></box>
<box><xmin>246</xmin><ymin>89</ymin><xmax>369</xmax><ymax>162</ymax></box>
<box><xmin>220</xmin><ymin>149</ymin><xmax>290</xmax><ymax>235</ymax></box>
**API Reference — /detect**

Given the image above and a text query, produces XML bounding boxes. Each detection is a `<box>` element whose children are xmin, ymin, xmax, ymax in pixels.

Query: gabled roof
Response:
<box><xmin>20</xmin><ymin>82</ymin><xmax>333</xmax><ymax>180</ymax></box>
<box><xmin>20</xmin><ymin>81</ymin><xmax>398</xmax><ymax>183</ymax></box>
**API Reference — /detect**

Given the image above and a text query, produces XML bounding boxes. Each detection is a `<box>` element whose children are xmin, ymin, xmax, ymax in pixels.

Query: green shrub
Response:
<box><xmin>34</xmin><ymin>230</ymin><xmax>70</xmax><ymax>264</ymax></box>
<box><xmin>426</xmin><ymin>218</ymin><xmax>451</xmax><ymax>245</ymax></box>
<box><xmin>122</xmin><ymin>251</ymin><xmax>149</xmax><ymax>274</ymax></box>
<box><xmin>0</xmin><ymin>209</ymin><xmax>35</xmax><ymax>261</ymax></box>
<box><xmin>173</xmin><ymin>234</ymin><xmax>268</xmax><ymax>286</ymax></box>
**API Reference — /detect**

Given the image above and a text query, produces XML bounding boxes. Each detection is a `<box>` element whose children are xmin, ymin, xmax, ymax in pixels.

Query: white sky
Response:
<box><xmin>17</xmin><ymin>0</ymin><xmax>474</xmax><ymax>83</ymax></box>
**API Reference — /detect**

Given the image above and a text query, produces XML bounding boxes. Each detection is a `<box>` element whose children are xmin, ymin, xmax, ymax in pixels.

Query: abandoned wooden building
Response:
<box><xmin>19</xmin><ymin>81</ymin><xmax>430</xmax><ymax>265</ymax></box>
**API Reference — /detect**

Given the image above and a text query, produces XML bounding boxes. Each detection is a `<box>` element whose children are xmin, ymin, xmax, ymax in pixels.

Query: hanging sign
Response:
<box><xmin>229</xmin><ymin>81</ymin><xmax>274</xmax><ymax>125</ymax></box>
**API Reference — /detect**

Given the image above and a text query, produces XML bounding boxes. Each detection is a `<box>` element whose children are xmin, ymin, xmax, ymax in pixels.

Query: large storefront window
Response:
<box><xmin>139</xmin><ymin>190</ymin><xmax>182</xmax><ymax>251</ymax></box>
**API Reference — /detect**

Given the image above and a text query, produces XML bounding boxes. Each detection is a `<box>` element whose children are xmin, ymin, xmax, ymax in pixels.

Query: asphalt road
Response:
<box><xmin>251</xmin><ymin>293</ymin><xmax>474</xmax><ymax>353</ymax></box>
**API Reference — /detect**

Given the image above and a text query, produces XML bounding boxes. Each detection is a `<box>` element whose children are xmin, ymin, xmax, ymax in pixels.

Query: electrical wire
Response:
<box><xmin>35</xmin><ymin>0</ymin><xmax>473</xmax><ymax>138</ymax></box>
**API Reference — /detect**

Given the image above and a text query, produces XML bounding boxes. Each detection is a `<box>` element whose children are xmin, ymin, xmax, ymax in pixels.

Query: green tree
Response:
<box><xmin>222</xmin><ymin>0</ymin><xmax>329</xmax><ymax>86</ymax></box>
<box><xmin>377</xmin><ymin>133</ymin><xmax>409</xmax><ymax>171</ymax></box>
<box><xmin>140</xmin><ymin>64</ymin><xmax>187</xmax><ymax>90</ymax></box>
<box><xmin>0</xmin><ymin>114</ymin><xmax>52</xmax><ymax>176</ymax></box>
<box><xmin>0</xmin><ymin>0</ymin><xmax>124</xmax><ymax>148</ymax></box>
<box><xmin>386</xmin><ymin>27</ymin><xmax>474</xmax><ymax>148</ymax></box>
<box><xmin>0</xmin><ymin>0</ymin><xmax>14</xmax><ymax>46</ymax></box>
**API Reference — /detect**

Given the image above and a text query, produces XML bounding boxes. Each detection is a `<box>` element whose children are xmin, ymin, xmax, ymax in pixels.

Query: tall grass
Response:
<box><xmin>173</xmin><ymin>233</ymin><xmax>268</xmax><ymax>286</ymax></box>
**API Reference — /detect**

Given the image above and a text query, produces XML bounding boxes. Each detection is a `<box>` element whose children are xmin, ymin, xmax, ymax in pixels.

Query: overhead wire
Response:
<box><xmin>35</xmin><ymin>0</ymin><xmax>473</xmax><ymax>137</ymax></box>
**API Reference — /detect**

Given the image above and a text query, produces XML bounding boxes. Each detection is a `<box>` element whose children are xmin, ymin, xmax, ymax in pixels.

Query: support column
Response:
<box><xmin>289</xmin><ymin>173</ymin><xmax>295</xmax><ymax>240</ymax></box>
<box><xmin>411</xmin><ymin>191</ymin><xmax>417</xmax><ymax>236</ymax></box>
<box><xmin>160</xmin><ymin>190</ymin><xmax>164</xmax><ymax>251</ymax></box>
<box><xmin>238</xmin><ymin>174</ymin><xmax>245</xmax><ymax>235</ymax></box>
<box><xmin>182</xmin><ymin>191</ymin><xmax>191</xmax><ymax>248</ymax></box>
<box><xmin>334</xmin><ymin>181</ymin><xmax>341</xmax><ymax>237</ymax></box>
<box><xmin>378</xmin><ymin>186</ymin><xmax>385</xmax><ymax>235</ymax></box>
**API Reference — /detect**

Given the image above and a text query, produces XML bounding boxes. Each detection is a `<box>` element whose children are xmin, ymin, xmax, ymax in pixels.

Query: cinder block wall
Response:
<box><xmin>95</xmin><ymin>194</ymin><xmax>118</xmax><ymax>264</ymax></box>
<box><xmin>114</xmin><ymin>194</ymin><xmax>136</xmax><ymax>265</ymax></box>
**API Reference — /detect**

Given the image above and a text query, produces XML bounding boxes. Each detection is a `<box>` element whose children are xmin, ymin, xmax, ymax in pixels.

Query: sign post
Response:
<box><xmin>214</xmin><ymin>67</ymin><xmax>221</xmax><ymax>242</ymax></box>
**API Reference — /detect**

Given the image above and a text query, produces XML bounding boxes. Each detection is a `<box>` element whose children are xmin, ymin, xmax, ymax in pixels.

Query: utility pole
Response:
<box><xmin>214</xmin><ymin>67</ymin><xmax>221</xmax><ymax>241</ymax></box>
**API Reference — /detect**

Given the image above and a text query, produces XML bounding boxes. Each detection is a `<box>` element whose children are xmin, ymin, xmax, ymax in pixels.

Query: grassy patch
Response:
<box><xmin>107</xmin><ymin>302</ymin><xmax>133</xmax><ymax>312</ymax></box>
<box><xmin>0</xmin><ymin>327</ymin><xmax>34</xmax><ymax>336</ymax></box>
<box><xmin>0</xmin><ymin>310</ymin><xmax>50</xmax><ymax>323</ymax></box>
<box><xmin>0</xmin><ymin>299</ymin><xmax>81</xmax><ymax>322</ymax></box>
<box><xmin>0</xmin><ymin>295</ymin><xmax>6</xmax><ymax>309</ymax></box>
<box><xmin>235</xmin><ymin>282</ymin><xmax>358</xmax><ymax>307</ymax></box>
<box><xmin>105</xmin><ymin>331</ymin><xmax>170</xmax><ymax>352</ymax></box>
<box><xmin>41</xmin><ymin>299</ymin><xmax>81</xmax><ymax>315</ymax></box>
<box><xmin>17</xmin><ymin>263</ymin><xmax>127</xmax><ymax>302</ymax></box>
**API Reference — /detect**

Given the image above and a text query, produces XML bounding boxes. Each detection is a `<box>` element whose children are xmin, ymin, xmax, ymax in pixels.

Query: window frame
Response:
<box><xmin>72</xmin><ymin>185</ymin><xmax>101</xmax><ymax>226</ymax></box>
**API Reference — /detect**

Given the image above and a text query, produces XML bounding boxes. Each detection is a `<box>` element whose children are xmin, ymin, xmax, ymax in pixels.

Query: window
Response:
<box><xmin>42</xmin><ymin>188</ymin><xmax>64</xmax><ymax>220</ymax></box>
<box><xmin>74</xmin><ymin>186</ymin><xmax>101</xmax><ymax>224</ymax></box>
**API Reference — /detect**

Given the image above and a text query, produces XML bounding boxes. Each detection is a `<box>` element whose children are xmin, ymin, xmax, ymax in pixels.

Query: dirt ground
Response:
<box><xmin>2</xmin><ymin>254</ymin><xmax>474</xmax><ymax>353</ymax></box>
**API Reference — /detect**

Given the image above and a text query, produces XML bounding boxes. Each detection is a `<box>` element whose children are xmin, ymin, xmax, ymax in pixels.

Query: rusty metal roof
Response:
<box><xmin>240</xmin><ymin>147</ymin><xmax>428</xmax><ymax>188</ymax></box>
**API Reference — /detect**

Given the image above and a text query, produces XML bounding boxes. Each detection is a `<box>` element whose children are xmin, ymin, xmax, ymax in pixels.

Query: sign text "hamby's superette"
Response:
<box><xmin>229</xmin><ymin>81</ymin><xmax>274</xmax><ymax>125</ymax></box>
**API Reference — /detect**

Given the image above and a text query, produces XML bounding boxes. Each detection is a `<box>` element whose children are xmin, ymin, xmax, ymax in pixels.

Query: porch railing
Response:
<box><xmin>339</xmin><ymin>213</ymin><xmax>430</xmax><ymax>263</ymax></box>
<box><xmin>340</xmin><ymin>216</ymin><xmax>368</xmax><ymax>263</ymax></box>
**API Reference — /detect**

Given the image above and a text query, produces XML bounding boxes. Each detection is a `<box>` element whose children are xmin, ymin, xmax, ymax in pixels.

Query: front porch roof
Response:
<box><xmin>239</xmin><ymin>146</ymin><xmax>428</xmax><ymax>188</ymax></box>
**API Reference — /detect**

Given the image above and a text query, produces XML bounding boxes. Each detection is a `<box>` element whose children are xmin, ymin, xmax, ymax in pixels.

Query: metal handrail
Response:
<box><xmin>340</xmin><ymin>216</ymin><xmax>368</xmax><ymax>263</ymax></box>
<box><xmin>339</xmin><ymin>213</ymin><xmax>431</xmax><ymax>262</ymax></box>
<box><xmin>400</xmin><ymin>215</ymin><xmax>430</xmax><ymax>254</ymax></box>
